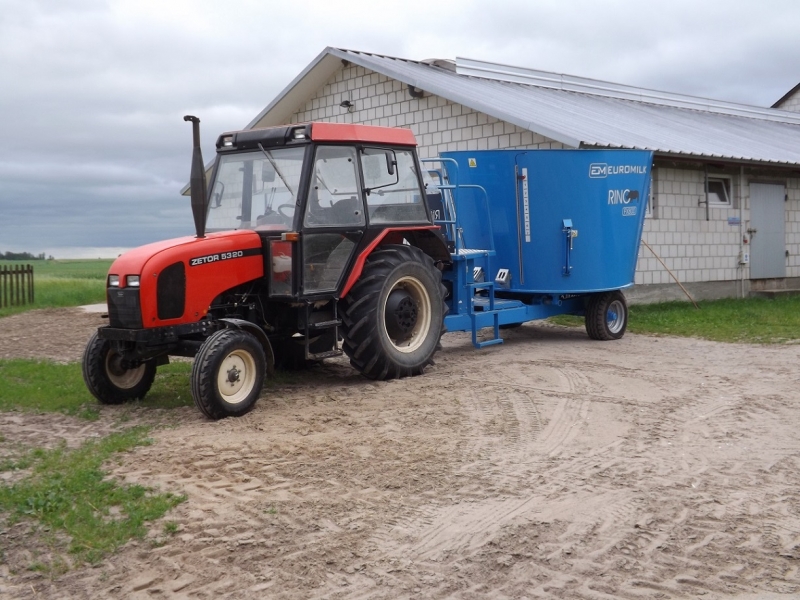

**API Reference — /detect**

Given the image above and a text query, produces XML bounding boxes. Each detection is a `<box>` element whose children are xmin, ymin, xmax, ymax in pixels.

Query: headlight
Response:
<box><xmin>126</xmin><ymin>275</ymin><xmax>140</xmax><ymax>288</ymax></box>
<box><xmin>108</xmin><ymin>275</ymin><xmax>120</xmax><ymax>287</ymax></box>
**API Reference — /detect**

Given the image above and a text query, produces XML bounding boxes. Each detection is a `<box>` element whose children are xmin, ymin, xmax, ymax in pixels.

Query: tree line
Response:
<box><xmin>1</xmin><ymin>252</ymin><xmax>53</xmax><ymax>260</ymax></box>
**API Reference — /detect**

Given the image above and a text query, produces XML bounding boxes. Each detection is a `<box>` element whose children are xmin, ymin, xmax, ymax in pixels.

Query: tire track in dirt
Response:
<box><xmin>409</xmin><ymin>345</ymin><xmax>799</xmax><ymax>598</ymax></box>
<box><xmin>357</xmin><ymin>363</ymin><xmax>642</xmax><ymax>585</ymax></box>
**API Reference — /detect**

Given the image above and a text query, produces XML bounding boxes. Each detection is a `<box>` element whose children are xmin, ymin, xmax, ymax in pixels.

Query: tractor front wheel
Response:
<box><xmin>191</xmin><ymin>329</ymin><xmax>266</xmax><ymax>419</ymax></box>
<box><xmin>341</xmin><ymin>245</ymin><xmax>446</xmax><ymax>380</ymax></box>
<box><xmin>585</xmin><ymin>291</ymin><xmax>628</xmax><ymax>340</ymax></box>
<box><xmin>82</xmin><ymin>331</ymin><xmax>156</xmax><ymax>404</ymax></box>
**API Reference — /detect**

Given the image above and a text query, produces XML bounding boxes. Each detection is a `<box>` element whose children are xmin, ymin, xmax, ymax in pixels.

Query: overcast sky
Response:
<box><xmin>2</xmin><ymin>0</ymin><xmax>799</xmax><ymax>257</ymax></box>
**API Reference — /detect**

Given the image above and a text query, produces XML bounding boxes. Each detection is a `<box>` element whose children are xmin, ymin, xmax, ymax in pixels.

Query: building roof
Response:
<box><xmin>249</xmin><ymin>47</ymin><xmax>800</xmax><ymax>169</ymax></box>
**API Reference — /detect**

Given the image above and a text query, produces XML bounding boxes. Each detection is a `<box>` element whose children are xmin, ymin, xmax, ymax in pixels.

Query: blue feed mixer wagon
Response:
<box><xmin>423</xmin><ymin>149</ymin><xmax>653</xmax><ymax>347</ymax></box>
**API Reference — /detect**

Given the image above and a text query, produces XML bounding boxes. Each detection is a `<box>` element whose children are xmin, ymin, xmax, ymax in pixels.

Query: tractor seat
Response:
<box><xmin>331</xmin><ymin>196</ymin><xmax>362</xmax><ymax>225</ymax></box>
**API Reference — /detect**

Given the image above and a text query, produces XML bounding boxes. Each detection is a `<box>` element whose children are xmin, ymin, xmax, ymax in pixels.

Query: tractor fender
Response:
<box><xmin>341</xmin><ymin>226</ymin><xmax>450</xmax><ymax>298</ymax></box>
<box><xmin>217</xmin><ymin>318</ymin><xmax>275</xmax><ymax>375</ymax></box>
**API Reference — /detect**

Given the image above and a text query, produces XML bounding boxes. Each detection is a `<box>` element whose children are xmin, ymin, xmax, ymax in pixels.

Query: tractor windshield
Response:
<box><xmin>206</xmin><ymin>147</ymin><xmax>305</xmax><ymax>231</ymax></box>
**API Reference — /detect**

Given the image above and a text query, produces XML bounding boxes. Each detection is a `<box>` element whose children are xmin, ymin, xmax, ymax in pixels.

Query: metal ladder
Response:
<box><xmin>466</xmin><ymin>266</ymin><xmax>503</xmax><ymax>348</ymax></box>
<box><xmin>422</xmin><ymin>157</ymin><xmax>503</xmax><ymax>348</ymax></box>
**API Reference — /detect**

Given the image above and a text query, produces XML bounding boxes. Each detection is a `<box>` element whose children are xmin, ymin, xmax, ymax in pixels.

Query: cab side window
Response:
<box><xmin>362</xmin><ymin>148</ymin><xmax>428</xmax><ymax>224</ymax></box>
<box><xmin>304</xmin><ymin>146</ymin><xmax>365</xmax><ymax>228</ymax></box>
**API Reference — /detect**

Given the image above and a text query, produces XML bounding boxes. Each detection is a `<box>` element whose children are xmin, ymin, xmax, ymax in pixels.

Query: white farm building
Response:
<box><xmin>230</xmin><ymin>47</ymin><xmax>800</xmax><ymax>302</ymax></box>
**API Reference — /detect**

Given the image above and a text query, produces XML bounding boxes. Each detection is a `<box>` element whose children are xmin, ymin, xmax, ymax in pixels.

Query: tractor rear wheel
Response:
<box><xmin>585</xmin><ymin>291</ymin><xmax>628</xmax><ymax>340</ymax></box>
<box><xmin>191</xmin><ymin>329</ymin><xmax>266</xmax><ymax>419</ymax></box>
<box><xmin>341</xmin><ymin>245</ymin><xmax>446</xmax><ymax>379</ymax></box>
<box><xmin>82</xmin><ymin>331</ymin><xmax>156</xmax><ymax>404</ymax></box>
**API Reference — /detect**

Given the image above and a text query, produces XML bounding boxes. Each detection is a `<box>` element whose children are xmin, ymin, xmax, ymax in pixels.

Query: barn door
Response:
<box><xmin>749</xmin><ymin>183</ymin><xmax>785</xmax><ymax>279</ymax></box>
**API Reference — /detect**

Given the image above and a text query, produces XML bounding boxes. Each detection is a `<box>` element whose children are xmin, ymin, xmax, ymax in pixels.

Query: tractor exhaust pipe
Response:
<box><xmin>184</xmin><ymin>115</ymin><xmax>208</xmax><ymax>239</ymax></box>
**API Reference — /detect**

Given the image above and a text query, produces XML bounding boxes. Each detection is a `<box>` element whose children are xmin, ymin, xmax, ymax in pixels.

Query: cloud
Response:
<box><xmin>1</xmin><ymin>0</ymin><xmax>799</xmax><ymax>255</ymax></box>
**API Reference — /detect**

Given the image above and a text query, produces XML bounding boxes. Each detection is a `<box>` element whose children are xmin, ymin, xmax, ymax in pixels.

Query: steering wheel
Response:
<box><xmin>277</xmin><ymin>204</ymin><xmax>295</xmax><ymax>218</ymax></box>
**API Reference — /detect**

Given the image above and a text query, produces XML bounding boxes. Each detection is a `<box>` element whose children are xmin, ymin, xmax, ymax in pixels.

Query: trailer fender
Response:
<box><xmin>218</xmin><ymin>318</ymin><xmax>275</xmax><ymax>375</ymax></box>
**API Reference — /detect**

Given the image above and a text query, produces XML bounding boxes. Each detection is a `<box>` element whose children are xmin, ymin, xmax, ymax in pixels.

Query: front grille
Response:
<box><xmin>107</xmin><ymin>288</ymin><xmax>143</xmax><ymax>329</ymax></box>
<box><xmin>157</xmin><ymin>262</ymin><xmax>186</xmax><ymax>320</ymax></box>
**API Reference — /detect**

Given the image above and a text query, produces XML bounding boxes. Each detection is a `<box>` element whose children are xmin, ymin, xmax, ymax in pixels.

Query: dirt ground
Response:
<box><xmin>2</xmin><ymin>308</ymin><xmax>800</xmax><ymax>599</ymax></box>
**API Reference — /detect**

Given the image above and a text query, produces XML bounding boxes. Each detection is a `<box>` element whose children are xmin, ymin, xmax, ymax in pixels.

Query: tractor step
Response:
<box><xmin>309</xmin><ymin>318</ymin><xmax>341</xmax><ymax>329</ymax></box>
<box><xmin>307</xmin><ymin>348</ymin><xmax>343</xmax><ymax>360</ymax></box>
<box><xmin>303</xmin><ymin>301</ymin><xmax>342</xmax><ymax>361</ymax></box>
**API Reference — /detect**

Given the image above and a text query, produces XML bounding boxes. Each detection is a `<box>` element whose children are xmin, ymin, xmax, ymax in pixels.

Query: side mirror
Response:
<box><xmin>362</xmin><ymin>147</ymin><xmax>400</xmax><ymax>195</ymax></box>
<box><xmin>262</xmin><ymin>166</ymin><xmax>275</xmax><ymax>183</ymax></box>
<box><xmin>385</xmin><ymin>151</ymin><xmax>396</xmax><ymax>176</ymax></box>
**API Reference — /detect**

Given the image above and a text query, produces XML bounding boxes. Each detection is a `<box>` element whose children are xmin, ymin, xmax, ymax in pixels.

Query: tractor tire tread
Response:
<box><xmin>340</xmin><ymin>245</ymin><xmax>447</xmax><ymax>380</ymax></box>
<box><xmin>191</xmin><ymin>328</ymin><xmax>266</xmax><ymax>420</ymax></box>
<box><xmin>82</xmin><ymin>331</ymin><xmax>156</xmax><ymax>404</ymax></box>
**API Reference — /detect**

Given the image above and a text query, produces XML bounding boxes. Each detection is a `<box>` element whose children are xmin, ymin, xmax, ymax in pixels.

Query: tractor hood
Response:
<box><xmin>109</xmin><ymin>230</ymin><xmax>262</xmax><ymax>284</ymax></box>
<box><xmin>107</xmin><ymin>230</ymin><xmax>265</xmax><ymax>328</ymax></box>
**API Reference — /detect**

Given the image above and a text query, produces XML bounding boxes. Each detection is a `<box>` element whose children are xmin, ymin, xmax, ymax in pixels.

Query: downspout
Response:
<box><xmin>739</xmin><ymin>166</ymin><xmax>745</xmax><ymax>298</ymax></box>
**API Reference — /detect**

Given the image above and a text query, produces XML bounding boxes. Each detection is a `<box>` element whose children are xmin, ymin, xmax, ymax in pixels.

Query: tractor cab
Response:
<box><xmin>204</xmin><ymin>122</ymin><xmax>437</xmax><ymax>300</ymax></box>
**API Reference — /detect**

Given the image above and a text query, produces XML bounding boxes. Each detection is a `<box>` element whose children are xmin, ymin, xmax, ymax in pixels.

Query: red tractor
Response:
<box><xmin>83</xmin><ymin>117</ymin><xmax>450</xmax><ymax>419</ymax></box>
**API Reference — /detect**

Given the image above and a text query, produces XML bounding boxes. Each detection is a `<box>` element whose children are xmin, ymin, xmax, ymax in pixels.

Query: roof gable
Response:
<box><xmin>772</xmin><ymin>81</ymin><xmax>800</xmax><ymax>111</ymax></box>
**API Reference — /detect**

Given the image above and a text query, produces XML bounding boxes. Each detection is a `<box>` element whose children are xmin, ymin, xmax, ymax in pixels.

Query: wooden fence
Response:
<box><xmin>0</xmin><ymin>264</ymin><xmax>34</xmax><ymax>308</ymax></box>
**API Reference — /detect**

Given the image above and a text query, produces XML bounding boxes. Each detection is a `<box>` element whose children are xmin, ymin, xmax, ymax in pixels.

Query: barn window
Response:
<box><xmin>707</xmin><ymin>175</ymin><xmax>732</xmax><ymax>205</ymax></box>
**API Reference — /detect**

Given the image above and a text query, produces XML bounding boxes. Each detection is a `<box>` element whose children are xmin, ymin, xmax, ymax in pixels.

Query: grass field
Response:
<box><xmin>0</xmin><ymin>259</ymin><xmax>111</xmax><ymax>318</ymax></box>
<box><xmin>0</xmin><ymin>259</ymin><xmax>113</xmax><ymax>280</ymax></box>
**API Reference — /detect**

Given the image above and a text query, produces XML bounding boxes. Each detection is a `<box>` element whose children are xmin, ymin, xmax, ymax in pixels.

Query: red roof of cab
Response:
<box><xmin>310</xmin><ymin>122</ymin><xmax>417</xmax><ymax>146</ymax></box>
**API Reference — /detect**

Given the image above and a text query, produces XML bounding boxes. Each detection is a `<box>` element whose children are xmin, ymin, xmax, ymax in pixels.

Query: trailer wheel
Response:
<box><xmin>191</xmin><ymin>329</ymin><xmax>266</xmax><ymax>419</ymax></box>
<box><xmin>341</xmin><ymin>245</ymin><xmax>446</xmax><ymax>379</ymax></box>
<box><xmin>585</xmin><ymin>291</ymin><xmax>628</xmax><ymax>340</ymax></box>
<box><xmin>82</xmin><ymin>331</ymin><xmax>156</xmax><ymax>404</ymax></box>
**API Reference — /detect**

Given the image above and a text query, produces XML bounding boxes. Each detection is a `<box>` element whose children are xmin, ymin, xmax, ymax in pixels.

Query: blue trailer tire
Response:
<box><xmin>585</xmin><ymin>291</ymin><xmax>628</xmax><ymax>341</ymax></box>
<box><xmin>341</xmin><ymin>245</ymin><xmax>446</xmax><ymax>379</ymax></box>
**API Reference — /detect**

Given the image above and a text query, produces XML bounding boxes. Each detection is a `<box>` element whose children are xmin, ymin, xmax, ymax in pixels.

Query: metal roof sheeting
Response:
<box><xmin>318</xmin><ymin>49</ymin><xmax>800</xmax><ymax>168</ymax></box>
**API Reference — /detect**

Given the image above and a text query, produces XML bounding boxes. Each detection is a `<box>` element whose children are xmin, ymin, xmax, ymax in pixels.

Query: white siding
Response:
<box><xmin>636</xmin><ymin>168</ymin><xmax>800</xmax><ymax>285</ymax></box>
<box><xmin>289</xmin><ymin>65</ymin><xmax>565</xmax><ymax>157</ymax></box>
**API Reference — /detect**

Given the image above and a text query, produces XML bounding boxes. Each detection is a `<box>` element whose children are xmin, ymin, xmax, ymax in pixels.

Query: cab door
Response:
<box><xmin>300</xmin><ymin>145</ymin><xmax>365</xmax><ymax>296</ymax></box>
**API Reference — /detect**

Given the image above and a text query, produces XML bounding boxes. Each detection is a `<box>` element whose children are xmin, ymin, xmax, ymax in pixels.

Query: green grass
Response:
<box><xmin>0</xmin><ymin>361</ymin><xmax>194</xmax><ymax>418</ymax></box>
<box><xmin>0</xmin><ymin>259</ymin><xmax>113</xmax><ymax>279</ymax></box>
<box><xmin>0</xmin><ymin>259</ymin><xmax>112</xmax><ymax>318</ymax></box>
<box><xmin>550</xmin><ymin>295</ymin><xmax>800</xmax><ymax>344</ymax></box>
<box><xmin>0</xmin><ymin>427</ymin><xmax>186</xmax><ymax>566</ymax></box>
